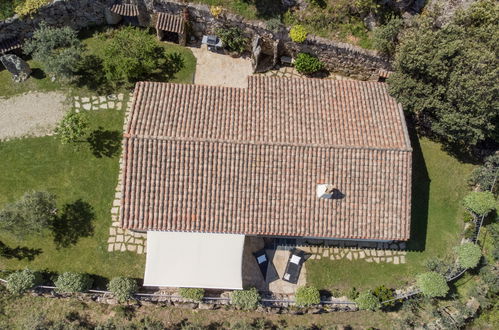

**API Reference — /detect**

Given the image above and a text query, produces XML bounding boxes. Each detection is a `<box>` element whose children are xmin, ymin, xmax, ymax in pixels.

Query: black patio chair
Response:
<box><xmin>282</xmin><ymin>248</ymin><xmax>306</xmax><ymax>284</ymax></box>
<box><xmin>253</xmin><ymin>249</ymin><xmax>270</xmax><ymax>281</ymax></box>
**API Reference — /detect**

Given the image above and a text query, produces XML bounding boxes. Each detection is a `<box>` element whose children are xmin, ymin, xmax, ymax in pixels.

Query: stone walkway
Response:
<box><xmin>105</xmin><ymin>93</ymin><xmax>148</xmax><ymax>255</ymax></box>
<box><xmin>73</xmin><ymin>94</ymin><xmax>125</xmax><ymax>112</ymax></box>
<box><xmin>300</xmin><ymin>245</ymin><xmax>407</xmax><ymax>264</ymax></box>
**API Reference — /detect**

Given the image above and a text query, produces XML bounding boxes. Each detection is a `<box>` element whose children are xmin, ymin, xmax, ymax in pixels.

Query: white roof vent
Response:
<box><xmin>317</xmin><ymin>184</ymin><xmax>336</xmax><ymax>199</ymax></box>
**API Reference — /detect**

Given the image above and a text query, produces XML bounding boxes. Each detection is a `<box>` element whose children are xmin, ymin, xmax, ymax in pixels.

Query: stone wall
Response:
<box><xmin>0</xmin><ymin>0</ymin><xmax>391</xmax><ymax>79</ymax></box>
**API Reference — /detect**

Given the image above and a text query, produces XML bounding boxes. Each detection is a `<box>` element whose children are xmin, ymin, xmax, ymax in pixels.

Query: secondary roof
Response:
<box><xmin>144</xmin><ymin>231</ymin><xmax>245</xmax><ymax>289</ymax></box>
<box><xmin>120</xmin><ymin>77</ymin><xmax>412</xmax><ymax>240</ymax></box>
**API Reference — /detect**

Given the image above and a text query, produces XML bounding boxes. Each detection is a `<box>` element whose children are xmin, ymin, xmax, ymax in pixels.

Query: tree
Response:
<box><xmin>295</xmin><ymin>286</ymin><xmax>321</xmax><ymax>307</ymax></box>
<box><xmin>178</xmin><ymin>287</ymin><xmax>205</xmax><ymax>301</ymax></box>
<box><xmin>416</xmin><ymin>272</ymin><xmax>449</xmax><ymax>298</ymax></box>
<box><xmin>463</xmin><ymin>191</ymin><xmax>497</xmax><ymax>216</ymax></box>
<box><xmin>23</xmin><ymin>22</ymin><xmax>83</xmax><ymax>80</ymax></box>
<box><xmin>99</xmin><ymin>26</ymin><xmax>184</xmax><ymax>87</ymax></box>
<box><xmin>469</xmin><ymin>153</ymin><xmax>499</xmax><ymax>193</ymax></box>
<box><xmin>0</xmin><ymin>191</ymin><xmax>56</xmax><ymax>237</ymax></box>
<box><xmin>355</xmin><ymin>290</ymin><xmax>381</xmax><ymax>310</ymax></box>
<box><xmin>294</xmin><ymin>53</ymin><xmax>325</xmax><ymax>75</ymax></box>
<box><xmin>54</xmin><ymin>112</ymin><xmax>89</xmax><ymax>145</ymax></box>
<box><xmin>231</xmin><ymin>287</ymin><xmax>260</xmax><ymax>310</ymax></box>
<box><xmin>54</xmin><ymin>272</ymin><xmax>93</xmax><ymax>293</ymax></box>
<box><xmin>388</xmin><ymin>0</ymin><xmax>499</xmax><ymax>153</ymax></box>
<box><xmin>14</xmin><ymin>0</ymin><xmax>46</xmax><ymax>18</ymax></box>
<box><xmin>107</xmin><ymin>277</ymin><xmax>138</xmax><ymax>302</ymax></box>
<box><xmin>6</xmin><ymin>269</ymin><xmax>40</xmax><ymax>294</ymax></box>
<box><xmin>455</xmin><ymin>243</ymin><xmax>482</xmax><ymax>269</ymax></box>
<box><xmin>215</xmin><ymin>27</ymin><xmax>248</xmax><ymax>54</ymax></box>
<box><xmin>373</xmin><ymin>16</ymin><xmax>403</xmax><ymax>57</ymax></box>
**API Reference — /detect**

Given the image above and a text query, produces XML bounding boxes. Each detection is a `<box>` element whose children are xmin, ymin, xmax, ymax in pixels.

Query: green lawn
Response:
<box><xmin>307</xmin><ymin>136</ymin><xmax>476</xmax><ymax>291</ymax></box>
<box><xmin>0</xmin><ymin>109</ymin><xmax>145</xmax><ymax>282</ymax></box>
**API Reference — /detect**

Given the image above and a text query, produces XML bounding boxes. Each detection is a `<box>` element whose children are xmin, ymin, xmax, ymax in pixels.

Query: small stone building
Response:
<box><xmin>107</xmin><ymin>3</ymin><xmax>140</xmax><ymax>26</ymax></box>
<box><xmin>155</xmin><ymin>12</ymin><xmax>186</xmax><ymax>46</ymax></box>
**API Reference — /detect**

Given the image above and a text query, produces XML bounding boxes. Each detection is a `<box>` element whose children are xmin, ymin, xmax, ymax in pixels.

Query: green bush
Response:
<box><xmin>463</xmin><ymin>191</ymin><xmax>497</xmax><ymax>216</ymax></box>
<box><xmin>99</xmin><ymin>26</ymin><xmax>184</xmax><ymax>87</ymax></box>
<box><xmin>6</xmin><ymin>269</ymin><xmax>40</xmax><ymax>294</ymax></box>
<box><xmin>294</xmin><ymin>53</ymin><xmax>325</xmax><ymax>74</ymax></box>
<box><xmin>230</xmin><ymin>287</ymin><xmax>260</xmax><ymax>310</ymax></box>
<box><xmin>266</xmin><ymin>18</ymin><xmax>283</xmax><ymax>33</ymax></box>
<box><xmin>0</xmin><ymin>0</ymin><xmax>22</xmax><ymax>20</ymax></box>
<box><xmin>355</xmin><ymin>290</ymin><xmax>381</xmax><ymax>310</ymax></box>
<box><xmin>107</xmin><ymin>277</ymin><xmax>138</xmax><ymax>302</ymax></box>
<box><xmin>373</xmin><ymin>17</ymin><xmax>403</xmax><ymax>57</ymax></box>
<box><xmin>347</xmin><ymin>287</ymin><xmax>359</xmax><ymax>300</ymax></box>
<box><xmin>469</xmin><ymin>153</ymin><xmax>499</xmax><ymax>193</ymax></box>
<box><xmin>179</xmin><ymin>287</ymin><xmax>205</xmax><ymax>301</ymax></box>
<box><xmin>455</xmin><ymin>243</ymin><xmax>482</xmax><ymax>269</ymax></box>
<box><xmin>23</xmin><ymin>22</ymin><xmax>83</xmax><ymax>80</ymax></box>
<box><xmin>215</xmin><ymin>27</ymin><xmax>248</xmax><ymax>54</ymax></box>
<box><xmin>416</xmin><ymin>272</ymin><xmax>449</xmax><ymax>298</ymax></box>
<box><xmin>54</xmin><ymin>272</ymin><xmax>93</xmax><ymax>293</ymax></box>
<box><xmin>464</xmin><ymin>222</ymin><xmax>477</xmax><ymax>239</ymax></box>
<box><xmin>54</xmin><ymin>112</ymin><xmax>89</xmax><ymax>145</ymax></box>
<box><xmin>295</xmin><ymin>286</ymin><xmax>321</xmax><ymax>307</ymax></box>
<box><xmin>289</xmin><ymin>25</ymin><xmax>308</xmax><ymax>43</ymax></box>
<box><xmin>372</xmin><ymin>285</ymin><xmax>396</xmax><ymax>308</ymax></box>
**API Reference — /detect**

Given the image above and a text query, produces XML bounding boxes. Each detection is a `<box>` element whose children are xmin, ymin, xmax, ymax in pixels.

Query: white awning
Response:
<box><xmin>144</xmin><ymin>231</ymin><xmax>245</xmax><ymax>290</ymax></box>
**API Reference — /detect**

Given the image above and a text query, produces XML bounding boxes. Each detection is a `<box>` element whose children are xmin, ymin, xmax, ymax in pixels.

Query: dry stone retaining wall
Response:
<box><xmin>0</xmin><ymin>0</ymin><xmax>391</xmax><ymax>80</ymax></box>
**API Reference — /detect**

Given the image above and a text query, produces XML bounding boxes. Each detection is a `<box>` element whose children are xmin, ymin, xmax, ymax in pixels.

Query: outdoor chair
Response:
<box><xmin>282</xmin><ymin>248</ymin><xmax>306</xmax><ymax>284</ymax></box>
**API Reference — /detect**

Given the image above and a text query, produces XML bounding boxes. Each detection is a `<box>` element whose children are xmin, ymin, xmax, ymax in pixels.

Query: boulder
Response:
<box><xmin>0</xmin><ymin>54</ymin><xmax>31</xmax><ymax>82</ymax></box>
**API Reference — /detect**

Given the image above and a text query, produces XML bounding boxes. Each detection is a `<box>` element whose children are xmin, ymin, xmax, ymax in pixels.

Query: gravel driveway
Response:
<box><xmin>189</xmin><ymin>46</ymin><xmax>253</xmax><ymax>88</ymax></box>
<box><xmin>0</xmin><ymin>92</ymin><xmax>67</xmax><ymax>141</ymax></box>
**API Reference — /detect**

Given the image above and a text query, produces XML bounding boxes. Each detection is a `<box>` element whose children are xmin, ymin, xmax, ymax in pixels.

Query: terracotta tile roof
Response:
<box><xmin>156</xmin><ymin>12</ymin><xmax>185</xmax><ymax>34</ymax></box>
<box><xmin>110</xmin><ymin>4</ymin><xmax>139</xmax><ymax>16</ymax></box>
<box><xmin>120</xmin><ymin>77</ymin><xmax>412</xmax><ymax>240</ymax></box>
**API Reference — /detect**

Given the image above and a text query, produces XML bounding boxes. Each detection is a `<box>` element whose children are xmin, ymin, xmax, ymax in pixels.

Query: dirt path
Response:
<box><xmin>0</xmin><ymin>91</ymin><xmax>67</xmax><ymax>141</ymax></box>
<box><xmin>189</xmin><ymin>46</ymin><xmax>253</xmax><ymax>88</ymax></box>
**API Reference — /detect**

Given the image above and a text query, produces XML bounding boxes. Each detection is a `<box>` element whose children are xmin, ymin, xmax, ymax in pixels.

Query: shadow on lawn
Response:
<box><xmin>87</xmin><ymin>127</ymin><xmax>121</xmax><ymax>158</ymax></box>
<box><xmin>52</xmin><ymin>200</ymin><xmax>95</xmax><ymax>249</ymax></box>
<box><xmin>0</xmin><ymin>241</ymin><xmax>42</xmax><ymax>261</ymax></box>
<box><xmin>407</xmin><ymin>124</ymin><xmax>431</xmax><ymax>252</ymax></box>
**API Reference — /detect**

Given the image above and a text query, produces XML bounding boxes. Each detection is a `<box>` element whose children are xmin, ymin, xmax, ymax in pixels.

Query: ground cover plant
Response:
<box><xmin>306</xmin><ymin>137</ymin><xmax>475</xmax><ymax>291</ymax></box>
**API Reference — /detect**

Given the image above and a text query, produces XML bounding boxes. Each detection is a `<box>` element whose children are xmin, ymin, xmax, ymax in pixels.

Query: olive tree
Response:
<box><xmin>463</xmin><ymin>191</ymin><xmax>497</xmax><ymax>216</ymax></box>
<box><xmin>24</xmin><ymin>22</ymin><xmax>83</xmax><ymax>80</ymax></box>
<box><xmin>54</xmin><ymin>112</ymin><xmax>89</xmax><ymax>145</ymax></box>
<box><xmin>6</xmin><ymin>269</ymin><xmax>41</xmax><ymax>294</ymax></box>
<box><xmin>0</xmin><ymin>191</ymin><xmax>56</xmax><ymax>237</ymax></box>
<box><xmin>54</xmin><ymin>272</ymin><xmax>93</xmax><ymax>293</ymax></box>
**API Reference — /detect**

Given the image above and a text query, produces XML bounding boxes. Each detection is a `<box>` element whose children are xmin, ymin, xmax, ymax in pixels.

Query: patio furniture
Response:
<box><xmin>253</xmin><ymin>249</ymin><xmax>270</xmax><ymax>280</ymax></box>
<box><xmin>282</xmin><ymin>248</ymin><xmax>305</xmax><ymax>284</ymax></box>
<box><xmin>202</xmin><ymin>35</ymin><xmax>223</xmax><ymax>52</ymax></box>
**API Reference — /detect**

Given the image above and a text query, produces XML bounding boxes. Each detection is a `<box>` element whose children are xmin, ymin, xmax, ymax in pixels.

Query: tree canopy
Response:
<box><xmin>416</xmin><ymin>272</ymin><xmax>449</xmax><ymax>298</ymax></box>
<box><xmin>24</xmin><ymin>22</ymin><xmax>83</xmax><ymax>80</ymax></box>
<box><xmin>388</xmin><ymin>0</ymin><xmax>498</xmax><ymax>153</ymax></box>
<box><xmin>54</xmin><ymin>111</ymin><xmax>89</xmax><ymax>145</ymax></box>
<box><xmin>0</xmin><ymin>191</ymin><xmax>56</xmax><ymax>237</ymax></box>
<box><xmin>463</xmin><ymin>191</ymin><xmax>497</xmax><ymax>216</ymax></box>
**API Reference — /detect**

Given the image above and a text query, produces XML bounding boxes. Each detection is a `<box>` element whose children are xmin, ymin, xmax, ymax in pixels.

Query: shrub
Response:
<box><xmin>306</xmin><ymin>0</ymin><xmax>327</xmax><ymax>8</ymax></box>
<box><xmin>347</xmin><ymin>287</ymin><xmax>359</xmax><ymax>300</ymax></box>
<box><xmin>99</xmin><ymin>26</ymin><xmax>184</xmax><ymax>87</ymax></box>
<box><xmin>425</xmin><ymin>257</ymin><xmax>453</xmax><ymax>275</ymax></box>
<box><xmin>469</xmin><ymin>153</ymin><xmax>499</xmax><ymax>193</ymax></box>
<box><xmin>23</xmin><ymin>22</ymin><xmax>83</xmax><ymax>80</ymax></box>
<box><xmin>215</xmin><ymin>27</ymin><xmax>248</xmax><ymax>54</ymax></box>
<box><xmin>289</xmin><ymin>25</ymin><xmax>308</xmax><ymax>43</ymax></box>
<box><xmin>266</xmin><ymin>18</ymin><xmax>283</xmax><ymax>33</ymax></box>
<box><xmin>355</xmin><ymin>291</ymin><xmax>380</xmax><ymax>310</ymax></box>
<box><xmin>464</xmin><ymin>222</ymin><xmax>477</xmax><ymax>239</ymax></box>
<box><xmin>0</xmin><ymin>0</ymin><xmax>22</xmax><ymax>20</ymax></box>
<box><xmin>372</xmin><ymin>285</ymin><xmax>396</xmax><ymax>308</ymax></box>
<box><xmin>463</xmin><ymin>191</ymin><xmax>497</xmax><ymax>216</ymax></box>
<box><xmin>107</xmin><ymin>277</ymin><xmax>138</xmax><ymax>302</ymax></box>
<box><xmin>416</xmin><ymin>272</ymin><xmax>449</xmax><ymax>298</ymax></box>
<box><xmin>231</xmin><ymin>287</ymin><xmax>260</xmax><ymax>310</ymax></box>
<box><xmin>0</xmin><ymin>190</ymin><xmax>56</xmax><ymax>238</ymax></box>
<box><xmin>54</xmin><ymin>112</ymin><xmax>89</xmax><ymax>145</ymax></box>
<box><xmin>6</xmin><ymin>269</ymin><xmax>40</xmax><ymax>294</ymax></box>
<box><xmin>15</xmin><ymin>0</ymin><xmax>46</xmax><ymax>17</ymax></box>
<box><xmin>179</xmin><ymin>287</ymin><xmax>205</xmax><ymax>301</ymax></box>
<box><xmin>210</xmin><ymin>5</ymin><xmax>223</xmax><ymax>18</ymax></box>
<box><xmin>373</xmin><ymin>17</ymin><xmax>403</xmax><ymax>57</ymax></box>
<box><xmin>455</xmin><ymin>243</ymin><xmax>482</xmax><ymax>269</ymax></box>
<box><xmin>54</xmin><ymin>272</ymin><xmax>93</xmax><ymax>293</ymax></box>
<box><xmin>294</xmin><ymin>53</ymin><xmax>324</xmax><ymax>74</ymax></box>
<box><xmin>295</xmin><ymin>286</ymin><xmax>321</xmax><ymax>307</ymax></box>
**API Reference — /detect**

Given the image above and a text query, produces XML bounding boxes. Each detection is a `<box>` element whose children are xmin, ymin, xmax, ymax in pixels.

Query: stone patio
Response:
<box><xmin>299</xmin><ymin>245</ymin><xmax>407</xmax><ymax>264</ymax></box>
<box><xmin>260</xmin><ymin>66</ymin><xmax>355</xmax><ymax>81</ymax></box>
<box><xmin>73</xmin><ymin>93</ymin><xmax>125</xmax><ymax>112</ymax></box>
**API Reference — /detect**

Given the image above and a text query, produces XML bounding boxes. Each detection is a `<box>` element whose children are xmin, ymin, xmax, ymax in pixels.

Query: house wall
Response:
<box><xmin>0</xmin><ymin>0</ymin><xmax>391</xmax><ymax>80</ymax></box>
